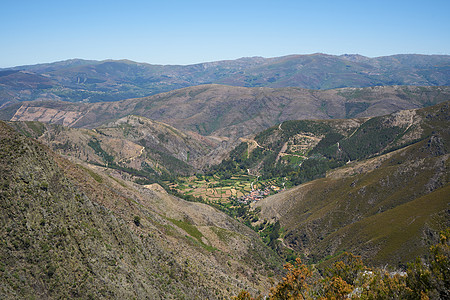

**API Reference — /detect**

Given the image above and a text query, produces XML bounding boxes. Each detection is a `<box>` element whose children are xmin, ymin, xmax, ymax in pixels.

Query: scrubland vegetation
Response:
<box><xmin>234</xmin><ymin>229</ymin><xmax>450</xmax><ymax>299</ymax></box>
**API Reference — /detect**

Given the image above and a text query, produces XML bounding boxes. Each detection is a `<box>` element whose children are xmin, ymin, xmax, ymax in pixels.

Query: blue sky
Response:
<box><xmin>1</xmin><ymin>0</ymin><xmax>449</xmax><ymax>68</ymax></box>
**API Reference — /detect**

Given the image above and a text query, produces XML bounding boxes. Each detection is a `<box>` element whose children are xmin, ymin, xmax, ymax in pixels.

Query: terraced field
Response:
<box><xmin>168</xmin><ymin>175</ymin><xmax>285</xmax><ymax>203</ymax></box>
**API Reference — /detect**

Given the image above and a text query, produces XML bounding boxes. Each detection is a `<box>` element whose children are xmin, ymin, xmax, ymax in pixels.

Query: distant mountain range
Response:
<box><xmin>1</xmin><ymin>53</ymin><xmax>449</xmax><ymax>106</ymax></box>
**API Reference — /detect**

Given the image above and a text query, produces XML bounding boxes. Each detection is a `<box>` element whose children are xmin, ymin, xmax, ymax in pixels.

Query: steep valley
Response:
<box><xmin>205</xmin><ymin>101</ymin><xmax>449</xmax><ymax>267</ymax></box>
<box><xmin>2</xmin><ymin>101</ymin><xmax>449</xmax><ymax>274</ymax></box>
<box><xmin>0</xmin><ymin>70</ymin><xmax>449</xmax><ymax>298</ymax></box>
<box><xmin>0</xmin><ymin>121</ymin><xmax>283</xmax><ymax>299</ymax></box>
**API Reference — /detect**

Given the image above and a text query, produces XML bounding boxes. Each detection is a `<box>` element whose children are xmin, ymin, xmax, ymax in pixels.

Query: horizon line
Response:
<box><xmin>2</xmin><ymin>52</ymin><xmax>449</xmax><ymax>69</ymax></box>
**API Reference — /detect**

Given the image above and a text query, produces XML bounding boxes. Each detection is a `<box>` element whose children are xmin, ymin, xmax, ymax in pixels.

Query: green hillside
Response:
<box><xmin>246</xmin><ymin>103</ymin><xmax>450</xmax><ymax>266</ymax></box>
<box><xmin>255</xmin><ymin>135</ymin><xmax>449</xmax><ymax>266</ymax></box>
<box><xmin>212</xmin><ymin>101</ymin><xmax>449</xmax><ymax>186</ymax></box>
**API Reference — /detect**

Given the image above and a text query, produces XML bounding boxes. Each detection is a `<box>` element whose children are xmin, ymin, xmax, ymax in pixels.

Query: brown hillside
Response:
<box><xmin>8</xmin><ymin>115</ymin><xmax>220</xmax><ymax>172</ymax></box>
<box><xmin>5</xmin><ymin>85</ymin><xmax>449</xmax><ymax>140</ymax></box>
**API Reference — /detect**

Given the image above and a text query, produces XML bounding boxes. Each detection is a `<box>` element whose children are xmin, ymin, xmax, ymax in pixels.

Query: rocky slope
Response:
<box><xmin>0</xmin><ymin>121</ymin><xmax>283</xmax><ymax>299</ymax></box>
<box><xmin>8</xmin><ymin>115</ymin><xmax>220</xmax><ymax>174</ymax></box>
<box><xmin>1</xmin><ymin>54</ymin><xmax>449</xmax><ymax>105</ymax></box>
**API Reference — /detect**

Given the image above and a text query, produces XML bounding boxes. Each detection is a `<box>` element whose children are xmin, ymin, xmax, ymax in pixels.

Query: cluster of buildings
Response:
<box><xmin>236</xmin><ymin>186</ymin><xmax>280</xmax><ymax>204</ymax></box>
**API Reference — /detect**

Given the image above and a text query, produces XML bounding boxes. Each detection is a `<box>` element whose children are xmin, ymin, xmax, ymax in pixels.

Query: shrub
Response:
<box><xmin>133</xmin><ymin>216</ymin><xmax>141</xmax><ymax>226</ymax></box>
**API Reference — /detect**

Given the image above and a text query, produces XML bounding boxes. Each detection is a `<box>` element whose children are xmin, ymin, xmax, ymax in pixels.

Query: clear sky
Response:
<box><xmin>1</xmin><ymin>0</ymin><xmax>449</xmax><ymax>68</ymax></box>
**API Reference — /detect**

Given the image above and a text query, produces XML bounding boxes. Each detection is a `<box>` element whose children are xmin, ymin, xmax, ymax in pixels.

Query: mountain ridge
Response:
<box><xmin>1</xmin><ymin>53</ymin><xmax>449</xmax><ymax>106</ymax></box>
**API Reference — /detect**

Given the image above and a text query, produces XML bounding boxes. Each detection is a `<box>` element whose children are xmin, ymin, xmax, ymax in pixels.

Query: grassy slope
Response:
<box><xmin>250</xmin><ymin>102</ymin><xmax>450</xmax><ymax>267</ymax></box>
<box><xmin>322</xmin><ymin>184</ymin><xmax>449</xmax><ymax>265</ymax></box>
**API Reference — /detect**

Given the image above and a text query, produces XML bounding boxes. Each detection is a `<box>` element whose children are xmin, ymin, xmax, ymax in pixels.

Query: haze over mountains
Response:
<box><xmin>1</xmin><ymin>53</ymin><xmax>449</xmax><ymax>106</ymax></box>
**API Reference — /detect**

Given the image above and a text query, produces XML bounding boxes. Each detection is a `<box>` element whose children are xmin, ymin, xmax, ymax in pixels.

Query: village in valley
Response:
<box><xmin>236</xmin><ymin>184</ymin><xmax>283</xmax><ymax>204</ymax></box>
<box><xmin>167</xmin><ymin>174</ymin><xmax>286</xmax><ymax>206</ymax></box>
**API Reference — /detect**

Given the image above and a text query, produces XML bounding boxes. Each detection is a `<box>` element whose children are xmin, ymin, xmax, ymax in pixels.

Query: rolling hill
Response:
<box><xmin>209</xmin><ymin>99</ymin><xmax>448</xmax><ymax>185</ymax></box>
